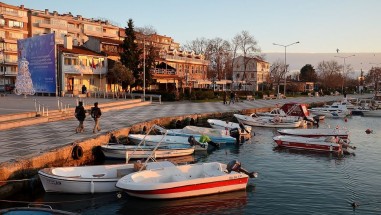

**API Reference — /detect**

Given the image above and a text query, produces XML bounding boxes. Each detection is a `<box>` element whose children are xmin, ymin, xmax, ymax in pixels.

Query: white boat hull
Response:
<box><xmin>38</xmin><ymin>164</ymin><xmax>134</xmax><ymax>194</ymax></box>
<box><xmin>273</xmin><ymin>135</ymin><xmax>342</xmax><ymax>152</ymax></box>
<box><xmin>207</xmin><ymin>119</ymin><xmax>252</xmax><ymax>134</ymax></box>
<box><xmin>101</xmin><ymin>144</ymin><xmax>195</xmax><ymax>159</ymax></box>
<box><xmin>116</xmin><ymin>162</ymin><xmax>254</xmax><ymax>199</ymax></box>
<box><xmin>234</xmin><ymin>114</ymin><xmax>302</xmax><ymax>128</ymax></box>
<box><xmin>277</xmin><ymin>128</ymin><xmax>349</xmax><ymax>139</ymax></box>
<box><xmin>362</xmin><ymin>110</ymin><xmax>381</xmax><ymax>117</ymax></box>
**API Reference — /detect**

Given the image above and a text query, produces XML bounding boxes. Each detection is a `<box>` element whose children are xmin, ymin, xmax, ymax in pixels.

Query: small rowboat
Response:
<box><xmin>101</xmin><ymin>144</ymin><xmax>195</xmax><ymax>159</ymax></box>
<box><xmin>277</xmin><ymin>128</ymin><xmax>350</xmax><ymax>139</ymax></box>
<box><xmin>273</xmin><ymin>135</ymin><xmax>354</xmax><ymax>152</ymax></box>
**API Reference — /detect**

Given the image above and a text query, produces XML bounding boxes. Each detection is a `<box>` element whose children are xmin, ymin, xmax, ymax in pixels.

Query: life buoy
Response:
<box><xmin>72</xmin><ymin>145</ymin><xmax>83</xmax><ymax>160</ymax></box>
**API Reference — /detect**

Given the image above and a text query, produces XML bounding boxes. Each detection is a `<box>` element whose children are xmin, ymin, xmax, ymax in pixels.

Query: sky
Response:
<box><xmin>3</xmin><ymin>0</ymin><xmax>381</xmax><ymax>72</ymax></box>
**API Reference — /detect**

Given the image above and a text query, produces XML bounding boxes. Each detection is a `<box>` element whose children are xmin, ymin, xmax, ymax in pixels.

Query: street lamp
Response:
<box><xmin>273</xmin><ymin>41</ymin><xmax>300</xmax><ymax>96</ymax></box>
<box><xmin>334</xmin><ymin>54</ymin><xmax>355</xmax><ymax>93</ymax></box>
<box><xmin>0</xmin><ymin>37</ymin><xmax>4</xmax><ymax>87</ymax></box>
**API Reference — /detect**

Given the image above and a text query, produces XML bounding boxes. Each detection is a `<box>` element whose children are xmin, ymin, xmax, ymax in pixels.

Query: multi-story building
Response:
<box><xmin>28</xmin><ymin>8</ymin><xmax>119</xmax><ymax>45</ymax></box>
<box><xmin>133</xmin><ymin>32</ymin><xmax>209</xmax><ymax>90</ymax></box>
<box><xmin>232</xmin><ymin>56</ymin><xmax>270</xmax><ymax>91</ymax></box>
<box><xmin>0</xmin><ymin>2</ymin><xmax>28</xmax><ymax>85</ymax></box>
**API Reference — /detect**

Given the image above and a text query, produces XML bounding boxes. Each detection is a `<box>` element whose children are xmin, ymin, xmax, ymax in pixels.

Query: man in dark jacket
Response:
<box><xmin>91</xmin><ymin>102</ymin><xmax>102</xmax><ymax>134</ymax></box>
<box><xmin>75</xmin><ymin>101</ymin><xmax>86</xmax><ymax>133</ymax></box>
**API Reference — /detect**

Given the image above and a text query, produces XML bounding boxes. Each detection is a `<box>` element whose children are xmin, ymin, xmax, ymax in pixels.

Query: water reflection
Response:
<box><xmin>118</xmin><ymin>190</ymin><xmax>248</xmax><ymax>215</ymax></box>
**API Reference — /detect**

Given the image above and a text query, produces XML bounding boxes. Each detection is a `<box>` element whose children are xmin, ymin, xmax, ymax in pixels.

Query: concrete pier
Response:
<box><xmin>0</xmin><ymin>94</ymin><xmax>371</xmax><ymax>198</ymax></box>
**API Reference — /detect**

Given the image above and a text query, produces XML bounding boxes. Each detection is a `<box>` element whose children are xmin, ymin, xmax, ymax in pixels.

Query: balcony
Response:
<box><xmin>84</xmin><ymin>29</ymin><xmax>103</xmax><ymax>37</ymax></box>
<box><xmin>37</xmin><ymin>21</ymin><xmax>67</xmax><ymax>30</ymax></box>
<box><xmin>152</xmin><ymin>68</ymin><xmax>176</xmax><ymax>75</ymax></box>
<box><xmin>164</xmin><ymin>55</ymin><xmax>209</xmax><ymax>65</ymax></box>
<box><xmin>67</xmin><ymin>26</ymin><xmax>81</xmax><ymax>33</ymax></box>
<box><xmin>102</xmin><ymin>31</ymin><xmax>119</xmax><ymax>39</ymax></box>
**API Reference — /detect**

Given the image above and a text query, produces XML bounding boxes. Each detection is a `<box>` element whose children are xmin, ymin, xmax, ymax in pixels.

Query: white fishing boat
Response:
<box><xmin>155</xmin><ymin>125</ymin><xmax>237</xmax><ymax>144</ymax></box>
<box><xmin>127</xmin><ymin>134</ymin><xmax>208</xmax><ymax>151</ymax></box>
<box><xmin>273</xmin><ymin>135</ymin><xmax>355</xmax><ymax>153</ymax></box>
<box><xmin>38</xmin><ymin>161</ymin><xmax>175</xmax><ymax>194</ymax></box>
<box><xmin>101</xmin><ymin>144</ymin><xmax>195</xmax><ymax>159</ymax></box>
<box><xmin>277</xmin><ymin>128</ymin><xmax>350</xmax><ymax>139</ymax></box>
<box><xmin>206</xmin><ymin>119</ymin><xmax>252</xmax><ymax>134</ymax></box>
<box><xmin>362</xmin><ymin>109</ymin><xmax>381</xmax><ymax>117</ymax></box>
<box><xmin>309</xmin><ymin>102</ymin><xmax>351</xmax><ymax>118</ymax></box>
<box><xmin>234</xmin><ymin>113</ymin><xmax>302</xmax><ymax>128</ymax></box>
<box><xmin>116</xmin><ymin>160</ymin><xmax>258</xmax><ymax>199</ymax></box>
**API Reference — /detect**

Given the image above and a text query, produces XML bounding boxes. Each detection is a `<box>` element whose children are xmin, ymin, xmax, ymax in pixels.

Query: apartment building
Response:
<box><xmin>0</xmin><ymin>2</ymin><xmax>28</xmax><ymax>85</ymax></box>
<box><xmin>232</xmin><ymin>56</ymin><xmax>270</xmax><ymax>91</ymax></box>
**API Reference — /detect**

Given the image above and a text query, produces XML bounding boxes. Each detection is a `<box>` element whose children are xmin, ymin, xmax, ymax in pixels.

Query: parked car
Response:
<box><xmin>0</xmin><ymin>85</ymin><xmax>5</xmax><ymax>92</ymax></box>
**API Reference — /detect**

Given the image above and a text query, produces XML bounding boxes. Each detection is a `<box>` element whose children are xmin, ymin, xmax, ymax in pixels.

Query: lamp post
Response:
<box><xmin>143</xmin><ymin>37</ymin><xmax>146</xmax><ymax>101</ymax></box>
<box><xmin>334</xmin><ymin>54</ymin><xmax>355</xmax><ymax>93</ymax></box>
<box><xmin>273</xmin><ymin>41</ymin><xmax>299</xmax><ymax>96</ymax></box>
<box><xmin>0</xmin><ymin>37</ymin><xmax>4</xmax><ymax>87</ymax></box>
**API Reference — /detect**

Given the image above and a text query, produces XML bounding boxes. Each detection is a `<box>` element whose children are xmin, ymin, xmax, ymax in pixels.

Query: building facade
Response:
<box><xmin>0</xmin><ymin>2</ymin><xmax>28</xmax><ymax>85</ymax></box>
<box><xmin>232</xmin><ymin>56</ymin><xmax>270</xmax><ymax>91</ymax></box>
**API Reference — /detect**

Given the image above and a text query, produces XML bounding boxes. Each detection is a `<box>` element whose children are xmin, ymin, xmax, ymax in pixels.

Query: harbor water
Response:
<box><xmin>2</xmin><ymin>117</ymin><xmax>381</xmax><ymax>215</ymax></box>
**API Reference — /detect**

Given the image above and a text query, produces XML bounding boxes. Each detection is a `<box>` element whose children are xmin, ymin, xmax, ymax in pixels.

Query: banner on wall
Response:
<box><xmin>17</xmin><ymin>33</ymin><xmax>56</xmax><ymax>94</ymax></box>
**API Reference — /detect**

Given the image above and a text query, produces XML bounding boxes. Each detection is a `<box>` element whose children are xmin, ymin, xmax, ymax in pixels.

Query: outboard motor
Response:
<box><xmin>188</xmin><ymin>135</ymin><xmax>198</xmax><ymax>146</ymax></box>
<box><xmin>188</xmin><ymin>136</ymin><xmax>207</xmax><ymax>148</ymax></box>
<box><xmin>230</xmin><ymin>128</ymin><xmax>239</xmax><ymax>140</ymax></box>
<box><xmin>227</xmin><ymin>160</ymin><xmax>258</xmax><ymax>178</ymax></box>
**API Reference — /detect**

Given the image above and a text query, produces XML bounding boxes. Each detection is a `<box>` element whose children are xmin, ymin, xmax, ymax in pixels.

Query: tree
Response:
<box><xmin>270</xmin><ymin>59</ymin><xmax>287</xmax><ymax>94</ymax></box>
<box><xmin>300</xmin><ymin>64</ymin><xmax>317</xmax><ymax>82</ymax></box>
<box><xmin>316</xmin><ymin>60</ymin><xmax>342</xmax><ymax>90</ymax></box>
<box><xmin>107</xmin><ymin>61</ymin><xmax>134</xmax><ymax>92</ymax></box>
<box><xmin>120</xmin><ymin>19</ymin><xmax>142</xmax><ymax>88</ymax></box>
<box><xmin>365</xmin><ymin>67</ymin><xmax>381</xmax><ymax>95</ymax></box>
<box><xmin>236</xmin><ymin>31</ymin><xmax>261</xmax><ymax>83</ymax></box>
<box><xmin>184</xmin><ymin>37</ymin><xmax>209</xmax><ymax>56</ymax></box>
<box><xmin>205</xmin><ymin>37</ymin><xmax>231</xmax><ymax>81</ymax></box>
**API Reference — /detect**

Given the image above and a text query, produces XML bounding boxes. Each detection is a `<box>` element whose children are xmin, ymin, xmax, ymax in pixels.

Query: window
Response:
<box><xmin>9</xmin><ymin>20</ymin><xmax>23</xmax><ymax>28</ymax></box>
<box><xmin>0</xmin><ymin>19</ymin><xmax>4</xmax><ymax>26</ymax></box>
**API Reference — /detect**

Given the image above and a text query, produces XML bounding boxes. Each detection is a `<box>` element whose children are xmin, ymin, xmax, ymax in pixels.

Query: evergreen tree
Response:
<box><xmin>120</xmin><ymin>19</ymin><xmax>142</xmax><ymax>88</ymax></box>
<box><xmin>144</xmin><ymin>44</ymin><xmax>159</xmax><ymax>86</ymax></box>
<box><xmin>300</xmin><ymin>64</ymin><xmax>317</xmax><ymax>82</ymax></box>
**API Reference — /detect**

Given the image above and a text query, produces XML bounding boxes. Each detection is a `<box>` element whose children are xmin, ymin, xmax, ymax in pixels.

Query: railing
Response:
<box><xmin>34</xmin><ymin>99</ymin><xmax>49</xmax><ymax>117</ymax></box>
<box><xmin>131</xmin><ymin>93</ymin><xmax>162</xmax><ymax>104</ymax></box>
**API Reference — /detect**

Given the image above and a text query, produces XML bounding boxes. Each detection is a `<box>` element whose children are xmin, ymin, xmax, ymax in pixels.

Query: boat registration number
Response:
<box><xmin>46</xmin><ymin>179</ymin><xmax>61</xmax><ymax>185</ymax></box>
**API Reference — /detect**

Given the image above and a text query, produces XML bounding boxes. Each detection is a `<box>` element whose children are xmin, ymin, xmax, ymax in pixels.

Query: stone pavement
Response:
<box><xmin>0</xmin><ymin>94</ymin><xmax>372</xmax><ymax>164</ymax></box>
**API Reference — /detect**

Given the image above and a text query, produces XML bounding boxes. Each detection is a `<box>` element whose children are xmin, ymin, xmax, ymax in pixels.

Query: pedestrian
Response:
<box><xmin>229</xmin><ymin>91</ymin><xmax>235</xmax><ymax>105</ymax></box>
<box><xmin>90</xmin><ymin>102</ymin><xmax>102</xmax><ymax>133</ymax></box>
<box><xmin>343</xmin><ymin>91</ymin><xmax>347</xmax><ymax>98</ymax></box>
<box><xmin>223</xmin><ymin>91</ymin><xmax>227</xmax><ymax>105</ymax></box>
<box><xmin>81</xmin><ymin>85</ymin><xmax>87</xmax><ymax>94</ymax></box>
<box><xmin>74</xmin><ymin>101</ymin><xmax>86</xmax><ymax>133</ymax></box>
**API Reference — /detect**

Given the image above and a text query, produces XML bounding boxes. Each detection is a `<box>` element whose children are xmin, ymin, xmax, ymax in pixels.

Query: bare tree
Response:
<box><xmin>135</xmin><ymin>25</ymin><xmax>157</xmax><ymax>35</ymax></box>
<box><xmin>205</xmin><ymin>38</ymin><xmax>231</xmax><ymax>81</ymax></box>
<box><xmin>270</xmin><ymin>59</ymin><xmax>287</xmax><ymax>94</ymax></box>
<box><xmin>184</xmin><ymin>37</ymin><xmax>209</xmax><ymax>56</ymax></box>
<box><xmin>365</xmin><ymin>67</ymin><xmax>381</xmax><ymax>95</ymax></box>
<box><xmin>316</xmin><ymin>60</ymin><xmax>342</xmax><ymax>90</ymax></box>
<box><xmin>236</xmin><ymin>31</ymin><xmax>261</xmax><ymax>83</ymax></box>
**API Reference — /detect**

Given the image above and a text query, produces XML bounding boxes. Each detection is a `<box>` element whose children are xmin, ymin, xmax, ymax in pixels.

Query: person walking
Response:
<box><xmin>74</xmin><ymin>101</ymin><xmax>86</xmax><ymax>133</ymax></box>
<box><xmin>90</xmin><ymin>102</ymin><xmax>102</xmax><ymax>134</ymax></box>
<box><xmin>229</xmin><ymin>91</ymin><xmax>235</xmax><ymax>105</ymax></box>
<box><xmin>223</xmin><ymin>91</ymin><xmax>227</xmax><ymax>105</ymax></box>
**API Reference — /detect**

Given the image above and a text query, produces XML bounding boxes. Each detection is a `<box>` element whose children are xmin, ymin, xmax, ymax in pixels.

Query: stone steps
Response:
<box><xmin>0</xmin><ymin>99</ymin><xmax>151</xmax><ymax>130</ymax></box>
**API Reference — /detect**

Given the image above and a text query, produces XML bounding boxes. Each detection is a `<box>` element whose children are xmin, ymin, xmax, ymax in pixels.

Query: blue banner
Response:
<box><xmin>17</xmin><ymin>33</ymin><xmax>56</xmax><ymax>94</ymax></box>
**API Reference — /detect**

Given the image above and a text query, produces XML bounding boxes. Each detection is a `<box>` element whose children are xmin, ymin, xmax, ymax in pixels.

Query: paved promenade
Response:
<box><xmin>0</xmin><ymin>94</ymin><xmax>372</xmax><ymax>164</ymax></box>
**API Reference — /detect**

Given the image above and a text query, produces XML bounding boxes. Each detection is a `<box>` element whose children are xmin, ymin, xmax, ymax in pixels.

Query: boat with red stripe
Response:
<box><xmin>116</xmin><ymin>161</ymin><xmax>258</xmax><ymax>199</ymax></box>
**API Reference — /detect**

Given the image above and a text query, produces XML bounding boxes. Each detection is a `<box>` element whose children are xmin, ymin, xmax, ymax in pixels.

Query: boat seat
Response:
<box><xmin>172</xmin><ymin>174</ymin><xmax>187</xmax><ymax>182</ymax></box>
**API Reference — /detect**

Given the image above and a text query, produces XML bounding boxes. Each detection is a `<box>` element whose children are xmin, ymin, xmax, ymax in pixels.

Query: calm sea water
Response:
<box><xmin>2</xmin><ymin>117</ymin><xmax>381</xmax><ymax>215</ymax></box>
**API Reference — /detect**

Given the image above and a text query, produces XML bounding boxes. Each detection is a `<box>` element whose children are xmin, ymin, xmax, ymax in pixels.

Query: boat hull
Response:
<box><xmin>116</xmin><ymin>162</ymin><xmax>252</xmax><ymax>199</ymax></box>
<box><xmin>362</xmin><ymin>110</ymin><xmax>381</xmax><ymax>117</ymax></box>
<box><xmin>101</xmin><ymin>145</ymin><xmax>195</xmax><ymax>159</ymax></box>
<box><xmin>273</xmin><ymin>136</ymin><xmax>342</xmax><ymax>152</ymax></box>
<box><xmin>38</xmin><ymin>164</ymin><xmax>134</xmax><ymax>193</ymax></box>
<box><xmin>234</xmin><ymin>114</ymin><xmax>301</xmax><ymax>128</ymax></box>
<box><xmin>277</xmin><ymin>128</ymin><xmax>349</xmax><ymax>139</ymax></box>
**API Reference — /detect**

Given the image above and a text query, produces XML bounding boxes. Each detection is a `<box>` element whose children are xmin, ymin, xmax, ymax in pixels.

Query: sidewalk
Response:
<box><xmin>0</xmin><ymin>94</ymin><xmax>371</xmax><ymax>164</ymax></box>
